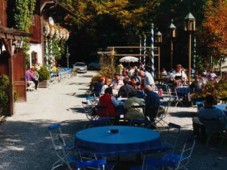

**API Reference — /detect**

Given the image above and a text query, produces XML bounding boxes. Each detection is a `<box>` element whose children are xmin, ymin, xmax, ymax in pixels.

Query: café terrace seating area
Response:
<box><xmin>46</xmin><ymin>76</ymin><xmax>227</xmax><ymax>170</ymax></box>
<box><xmin>48</xmin><ymin>80</ymin><xmax>214</xmax><ymax>170</ymax></box>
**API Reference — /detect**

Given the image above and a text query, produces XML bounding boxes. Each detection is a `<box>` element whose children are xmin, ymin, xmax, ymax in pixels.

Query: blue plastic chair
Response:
<box><xmin>67</xmin><ymin>155</ymin><xmax>107</xmax><ymax>170</ymax></box>
<box><xmin>48</xmin><ymin>123</ymin><xmax>75</xmax><ymax>170</ymax></box>
<box><xmin>58</xmin><ymin>135</ymin><xmax>107</xmax><ymax>170</ymax></box>
<box><xmin>142</xmin><ymin>135</ymin><xmax>197</xmax><ymax>170</ymax></box>
<box><xmin>48</xmin><ymin>123</ymin><xmax>75</xmax><ymax>150</ymax></box>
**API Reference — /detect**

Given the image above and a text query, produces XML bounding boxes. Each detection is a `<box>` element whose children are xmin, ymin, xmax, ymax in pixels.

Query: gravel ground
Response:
<box><xmin>0</xmin><ymin>71</ymin><xmax>227</xmax><ymax>170</ymax></box>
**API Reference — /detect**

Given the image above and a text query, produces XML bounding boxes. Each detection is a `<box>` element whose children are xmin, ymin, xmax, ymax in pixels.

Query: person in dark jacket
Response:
<box><xmin>117</xmin><ymin>77</ymin><xmax>134</xmax><ymax>98</ymax></box>
<box><xmin>144</xmin><ymin>85</ymin><xmax>161</xmax><ymax>126</ymax></box>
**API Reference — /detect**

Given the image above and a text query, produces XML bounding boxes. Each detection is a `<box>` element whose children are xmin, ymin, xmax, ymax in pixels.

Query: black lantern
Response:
<box><xmin>169</xmin><ymin>20</ymin><xmax>176</xmax><ymax>69</ymax></box>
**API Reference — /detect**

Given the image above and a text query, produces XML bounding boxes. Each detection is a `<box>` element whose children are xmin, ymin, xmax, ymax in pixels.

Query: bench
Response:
<box><xmin>26</xmin><ymin>81</ymin><xmax>35</xmax><ymax>91</ymax></box>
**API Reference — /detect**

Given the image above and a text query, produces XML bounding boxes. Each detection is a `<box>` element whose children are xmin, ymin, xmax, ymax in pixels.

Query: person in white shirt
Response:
<box><xmin>139</xmin><ymin>70</ymin><xmax>155</xmax><ymax>89</ymax></box>
<box><xmin>172</xmin><ymin>64</ymin><xmax>187</xmax><ymax>86</ymax></box>
<box><xmin>110</xmin><ymin>74</ymin><xmax>124</xmax><ymax>96</ymax></box>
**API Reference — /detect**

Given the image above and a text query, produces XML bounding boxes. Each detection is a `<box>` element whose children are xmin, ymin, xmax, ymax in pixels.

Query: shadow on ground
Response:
<box><xmin>1</xmin><ymin>119</ymin><xmax>227</xmax><ymax>170</ymax></box>
<box><xmin>169</xmin><ymin>111</ymin><xmax>197</xmax><ymax>118</ymax></box>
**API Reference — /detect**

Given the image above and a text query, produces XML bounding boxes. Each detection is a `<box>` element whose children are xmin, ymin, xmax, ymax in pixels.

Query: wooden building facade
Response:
<box><xmin>0</xmin><ymin>1</ymin><xmax>31</xmax><ymax>116</ymax></box>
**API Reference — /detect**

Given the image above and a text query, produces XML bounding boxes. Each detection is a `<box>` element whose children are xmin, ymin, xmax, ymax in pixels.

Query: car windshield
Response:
<box><xmin>75</xmin><ymin>63</ymin><xmax>85</xmax><ymax>66</ymax></box>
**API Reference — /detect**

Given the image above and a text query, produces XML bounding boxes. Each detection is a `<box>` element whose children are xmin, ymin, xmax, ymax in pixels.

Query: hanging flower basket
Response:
<box><xmin>49</xmin><ymin>25</ymin><xmax>55</xmax><ymax>38</ymax></box>
<box><xmin>59</xmin><ymin>28</ymin><xmax>64</xmax><ymax>40</ymax></box>
<box><xmin>43</xmin><ymin>21</ymin><xmax>50</xmax><ymax>37</ymax></box>
<box><xmin>54</xmin><ymin>26</ymin><xmax>60</xmax><ymax>40</ymax></box>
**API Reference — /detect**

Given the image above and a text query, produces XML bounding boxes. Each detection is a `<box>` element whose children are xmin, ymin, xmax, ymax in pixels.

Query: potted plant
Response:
<box><xmin>37</xmin><ymin>65</ymin><xmax>50</xmax><ymax>88</ymax></box>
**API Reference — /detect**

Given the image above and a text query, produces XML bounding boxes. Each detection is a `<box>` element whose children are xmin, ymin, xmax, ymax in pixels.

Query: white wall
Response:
<box><xmin>28</xmin><ymin>43</ymin><xmax>43</xmax><ymax>67</ymax></box>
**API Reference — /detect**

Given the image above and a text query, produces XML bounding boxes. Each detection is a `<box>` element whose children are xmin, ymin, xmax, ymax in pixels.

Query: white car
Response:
<box><xmin>73</xmin><ymin>62</ymin><xmax>87</xmax><ymax>73</ymax></box>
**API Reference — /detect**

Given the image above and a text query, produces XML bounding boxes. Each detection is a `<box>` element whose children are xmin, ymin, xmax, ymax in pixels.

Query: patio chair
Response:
<box><xmin>153</xmin><ymin>99</ymin><xmax>171</xmax><ymax>129</ymax></box>
<box><xmin>48</xmin><ymin>123</ymin><xmax>75</xmax><ymax>170</ymax></box>
<box><xmin>134</xmin><ymin>135</ymin><xmax>197</xmax><ymax>170</ymax></box>
<box><xmin>171</xmin><ymin>86</ymin><xmax>190</xmax><ymax>107</ymax></box>
<box><xmin>159</xmin><ymin>122</ymin><xmax>181</xmax><ymax>152</ymax></box>
<box><xmin>81</xmin><ymin>101</ymin><xmax>98</xmax><ymax>120</ymax></box>
<box><xmin>129</xmin><ymin>105</ymin><xmax>151</xmax><ymax>127</ymax></box>
<box><xmin>201</xmin><ymin>118</ymin><xmax>227</xmax><ymax>146</ymax></box>
<box><xmin>58</xmin><ymin>135</ymin><xmax>107</xmax><ymax>170</ymax></box>
<box><xmin>95</xmin><ymin>105</ymin><xmax>116</xmax><ymax>124</ymax></box>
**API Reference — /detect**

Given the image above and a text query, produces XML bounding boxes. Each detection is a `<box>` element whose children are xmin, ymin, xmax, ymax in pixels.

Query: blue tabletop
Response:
<box><xmin>75</xmin><ymin>126</ymin><xmax>161</xmax><ymax>156</ymax></box>
<box><xmin>176</xmin><ymin>86</ymin><xmax>190</xmax><ymax>94</ymax></box>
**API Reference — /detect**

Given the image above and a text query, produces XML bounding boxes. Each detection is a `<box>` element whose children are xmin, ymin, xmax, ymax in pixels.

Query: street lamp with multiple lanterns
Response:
<box><xmin>184</xmin><ymin>12</ymin><xmax>196</xmax><ymax>83</ymax></box>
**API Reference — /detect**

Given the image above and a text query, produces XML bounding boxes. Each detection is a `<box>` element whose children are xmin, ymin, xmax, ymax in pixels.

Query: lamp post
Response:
<box><xmin>169</xmin><ymin>20</ymin><xmax>176</xmax><ymax>70</ymax></box>
<box><xmin>155</xmin><ymin>31</ymin><xmax>162</xmax><ymax>79</ymax></box>
<box><xmin>184</xmin><ymin>12</ymin><xmax>196</xmax><ymax>83</ymax></box>
<box><xmin>66</xmin><ymin>46</ymin><xmax>70</xmax><ymax>68</ymax></box>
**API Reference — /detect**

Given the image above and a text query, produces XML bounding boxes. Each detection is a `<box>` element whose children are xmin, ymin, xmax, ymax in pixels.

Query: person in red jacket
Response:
<box><xmin>98</xmin><ymin>87</ymin><xmax>120</xmax><ymax>119</ymax></box>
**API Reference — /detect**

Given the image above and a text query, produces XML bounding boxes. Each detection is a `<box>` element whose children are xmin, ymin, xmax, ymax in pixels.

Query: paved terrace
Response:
<box><xmin>0</xmin><ymin>71</ymin><xmax>227</xmax><ymax>170</ymax></box>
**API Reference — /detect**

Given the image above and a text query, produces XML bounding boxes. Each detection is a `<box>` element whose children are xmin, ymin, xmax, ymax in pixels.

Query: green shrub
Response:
<box><xmin>0</xmin><ymin>75</ymin><xmax>10</xmax><ymax>115</ymax></box>
<box><xmin>38</xmin><ymin>65</ymin><xmax>50</xmax><ymax>81</ymax></box>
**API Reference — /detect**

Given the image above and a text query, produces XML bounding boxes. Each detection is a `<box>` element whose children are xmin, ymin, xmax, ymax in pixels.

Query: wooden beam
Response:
<box><xmin>108</xmin><ymin>46</ymin><xmax>157</xmax><ymax>49</ymax></box>
<box><xmin>114</xmin><ymin>54</ymin><xmax>159</xmax><ymax>57</ymax></box>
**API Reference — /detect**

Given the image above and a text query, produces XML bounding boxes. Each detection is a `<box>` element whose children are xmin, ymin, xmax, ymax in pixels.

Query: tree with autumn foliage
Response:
<box><xmin>202</xmin><ymin>0</ymin><xmax>227</xmax><ymax>59</ymax></box>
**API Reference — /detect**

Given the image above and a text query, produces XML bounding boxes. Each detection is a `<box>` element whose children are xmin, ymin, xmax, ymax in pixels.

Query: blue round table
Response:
<box><xmin>75</xmin><ymin>126</ymin><xmax>161</xmax><ymax>156</ymax></box>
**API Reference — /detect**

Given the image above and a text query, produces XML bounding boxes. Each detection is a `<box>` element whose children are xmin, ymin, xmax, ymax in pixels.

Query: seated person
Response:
<box><xmin>130</xmin><ymin>76</ymin><xmax>140</xmax><ymax>90</ymax></box>
<box><xmin>25</xmin><ymin>67</ymin><xmax>39</xmax><ymax>90</ymax></box>
<box><xmin>124</xmin><ymin>90</ymin><xmax>145</xmax><ymax>120</ymax></box>
<box><xmin>100</xmin><ymin>78</ymin><xmax>112</xmax><ymax>95</ymax></box>
<box><xmin>111</xmin><ymin>73</ymin><xmax>124</xmax><ymax>96</ymax></box>
<box><xmin>144</xmin><ymin>85</ymin><xmax>161</xmax><ymax>126</ymax></box>
<box><xmin>93</xmin><ymin>77</ymin><xmax>105</xmax><ymax>97</ymax></box>
<box><xmin>97</xmin><ymin>87</ymin><xmax>120</xmax><ymax>119</ymax></box>
<box><xmin>171</xmin><ymin>64</ymin><xmax>187</xmax><ymax>86</ymax></box>
<box><xmin>198</xmin><ymin>95</ymin><xmax>227</xmax><ymax>128</ymax></box>
<box><xmin>117</xmin><ymin>77</ymin><xmax>134</xmax><ymax>98</ymax></box>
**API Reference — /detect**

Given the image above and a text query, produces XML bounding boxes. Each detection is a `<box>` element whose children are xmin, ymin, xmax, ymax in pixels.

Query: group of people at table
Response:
<box><xmin>91</xmin><ymin>63</ymin><xmax>190</xmax><ymax>127</ymax></box>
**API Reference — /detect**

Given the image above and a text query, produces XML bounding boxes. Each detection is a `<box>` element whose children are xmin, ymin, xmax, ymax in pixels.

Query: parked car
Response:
<box><xmin>88</xmin><ymin>62</ymin><xmax>100</xmax><ymax>70</ymax></box>
<box><xmin>73</xmin><ymin>62</ymin><xmax>87</xmax><ymax>73</ymax></box>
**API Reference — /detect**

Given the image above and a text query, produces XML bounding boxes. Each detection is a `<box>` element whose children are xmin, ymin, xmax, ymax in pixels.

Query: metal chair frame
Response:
<box><xmin>152</xmin><ymin>97</ymin><xmax>172</xmax><ymax>129</ymax></box>
<box><xmin>82</xmin><ymin>101</ymin><xmax>99</xmax><ymax>120</ymax></box>
<box><xmin>201</xmin><ymin>118</ymin><xmax>227</xmax><ymax>146</ymax></box>
<box><xmin>142</xmin><ymin>135</ymin><xmax>197</xmax><ymax>170</ymax></box>
<box><xmin>160</xmin><ymin>122</ymin><xmax>181</xmax><ymax>152</ymax></box>
<box><xmin>48</xmin><ymin>123</ymin><xmax>75</xmax><ymax>170</ymax></box>
<box><xmin>58</xmin><ymin>135</ymin><xmax>107</xmax><ymax>170</ymax></box>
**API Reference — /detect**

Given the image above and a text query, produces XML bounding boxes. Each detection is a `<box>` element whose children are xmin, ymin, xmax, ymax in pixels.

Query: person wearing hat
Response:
<box><xmin>144</xmin><ymin>85</ymin><xmax>161</xmax><ymax>127</ymax></box>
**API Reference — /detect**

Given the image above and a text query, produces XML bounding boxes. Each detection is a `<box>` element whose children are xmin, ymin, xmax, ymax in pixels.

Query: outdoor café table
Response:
<box><xmin>75</xmin><ymin>126</ymin><xmax>161</xmax><ymax>156</ymax></box>
<box><xmin>175</xmin><ymin>86</ymin><xmax>190</xmax><ymax>94</ymax></box>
